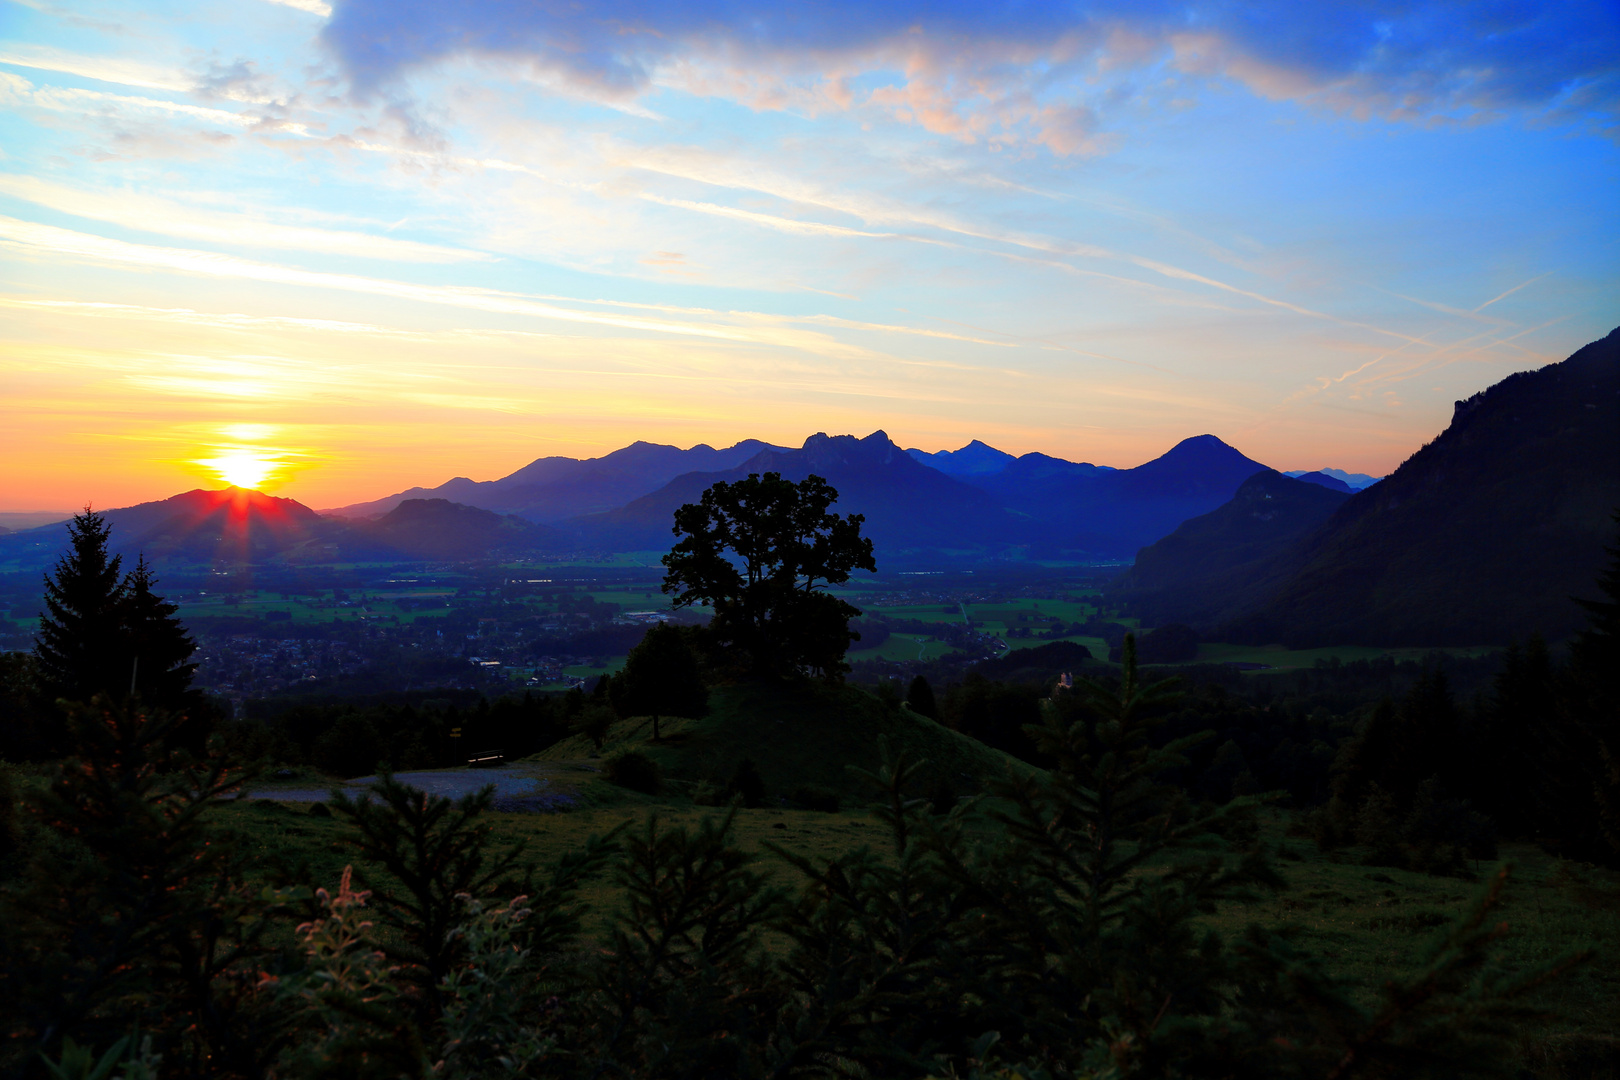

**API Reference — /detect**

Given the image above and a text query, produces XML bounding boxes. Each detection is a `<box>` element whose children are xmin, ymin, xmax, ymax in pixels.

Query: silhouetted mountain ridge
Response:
<box><xmin>326</xmin><ymin>439</ymin><xmax>789</xmax><ymax>522</ymax></box>
<box><xmin>1125</xmin><ymin>326</ymin><xmax>1620</xmax><ymax>646</ymax></box>
<box><xmin>568</xmin><ymin>431</ymin><xmax>1028</xmax><ymax>555</ymax></box>
<box><xmin>963</xmin><ymin>434</ymin><xmax>1273</xmax><ymax>557</ymax></box>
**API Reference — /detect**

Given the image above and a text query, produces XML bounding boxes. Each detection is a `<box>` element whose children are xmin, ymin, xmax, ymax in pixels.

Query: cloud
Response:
<box><xmin>0</xmin><ymin>174</ymin><xmax>492</xmax><ymax>263</ymax></box>
<box><xmin>322</xmin><ymin>0</ymin><xmax>1620</xmax><ymax>148</ymax></box>
<box><xmin>0</xmin><ymin>45</ymin><xmax>191</xmax><ymax>92</ymax></box>
<box><xmin>0</xmin><ymin>71</ymin><xmax>312</xmax><ymax>136</ymax></box>
<box><xmin>261</xmin><ymin>0</ymin><xmax>332</xmax><ymax>16</ymax></box>
<box><xmin>0</xmin><ymin>218</ymin><xmax>1019</xmax><ymax>361</ymax></box>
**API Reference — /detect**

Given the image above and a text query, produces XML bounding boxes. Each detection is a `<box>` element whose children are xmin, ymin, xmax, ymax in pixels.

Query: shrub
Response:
<box><xmin>789</xmin><ymin>784</ymin><xmax>840</xmax><ymax>813</ymax></box>
<box><xmin>727</xmin><ymin>757</ymin><xmax>765</xmax><ymax>808</ymax></box>
<box><xmin>604</xmin><ymin>750</ymin><xmax>662</xmax><ymax>795</ymax></box>
<box><xmin>311</xmin><ymin>713</ymin><xmax>381</xmax><ymax>778</ymax></box>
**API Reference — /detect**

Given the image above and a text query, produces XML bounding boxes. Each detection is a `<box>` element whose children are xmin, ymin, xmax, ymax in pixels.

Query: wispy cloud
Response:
<box><xmin>0</xmin><ymin>71</ymin><xmax>311</xmax><ymax>135</ymax></box>
<box><xmin>260</xmin><ymin>0</ymin><xmax>332</xmax><ymax>17</ymax></box>
<box><xmin>0</xmin><ymin>175</ymin><xmax>491</xmax><ymax>263</ymax></box>
<box><xmin>0</xmin><ymin>45</ymin><xmax>190</xmax><ymax>92</ymax></box>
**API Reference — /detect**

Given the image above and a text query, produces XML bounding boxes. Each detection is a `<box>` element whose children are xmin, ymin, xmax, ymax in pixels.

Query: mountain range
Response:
<box><xmin>326</xmin><ymin>439</ymin><xmax>789</xmax><ymax>522</ymax></box>
<box><xmin>4</xmin><ymin>323</ymin><xmax>1612</xmax><ymax>649</ymax></box>
<box><xmin>0</xmin><ymin>430</ymin><xmax>1287</xmax><ymax>568</ymax></box>
<box><xmin>1284</xmin><ymin>468</ymin><xmax>1380</xmax><ymax>490</ymax></box>
<box><xmin>1118</xmin><ymin>325</ymin><xmax>1620</xmax><ymax>646</ymax></box>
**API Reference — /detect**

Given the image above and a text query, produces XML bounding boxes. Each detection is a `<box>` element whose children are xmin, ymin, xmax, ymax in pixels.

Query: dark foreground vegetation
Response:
<box><xmin>1</xmin><ymin>653</ymin><xmax>1609</xmax><ymax>1080</ymax></box>
<box><xmin>1</xmin><ymin>488</ymin><xmax>1617</xmax><ymax>1078</ymax></box>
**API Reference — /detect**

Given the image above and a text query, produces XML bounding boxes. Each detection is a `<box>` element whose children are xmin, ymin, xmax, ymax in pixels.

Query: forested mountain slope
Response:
<box><xmin>1217</xmin><ymin>327</ymin><xmax>1619</xmax><ymax>646</ymax></box>
<box><xmin>1110</xmin><ymin>470</ymin><xmax>1351</xmax><ymax>628</ymax></box>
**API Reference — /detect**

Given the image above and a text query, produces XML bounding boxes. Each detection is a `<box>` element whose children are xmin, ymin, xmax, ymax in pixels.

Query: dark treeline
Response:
<box><xmin>859</xmin><ymin>626</ymin><xmax>1619</xmax><ymax>874</ymax></box>
<box><xmin>233</xmin><ymin>689</ymin><xmax>583</xmax><ymax>777</ymax></box>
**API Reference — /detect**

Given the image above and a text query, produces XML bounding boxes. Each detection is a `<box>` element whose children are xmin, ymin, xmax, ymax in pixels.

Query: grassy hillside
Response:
<box><xmin>535</xmin><ymin>679</ymin><xmax>1029</xmax><ymax>801</ymax></box>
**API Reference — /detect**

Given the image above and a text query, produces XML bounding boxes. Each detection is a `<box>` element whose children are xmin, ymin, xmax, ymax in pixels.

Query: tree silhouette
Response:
<box><xmin>662</xmin><ymin>472</ymin><xmax>875</xmax><ymax>676</ymax></box>
<box><xmin>33</xmin><ymin>512</ymin><xmax>199</xmax><ymax>726</ymax></box>
<box><xmin>34</xmin><ymin>509</ymin><xmax>126</xmax><ymax>705</ymax></box>
<box><xmin>119</xmin><ymin>556</ymin><xmax>198</xmax><ymax>711</ymax></box>
<box><xmin>905</xmin><ymin>674</ymin><xmax>938</xmax><ymax>720</ymax></box>
<box><xmin>610</xmin><ymin>623</ymin><xmax>708</xmax><ymax>741</ymax></box>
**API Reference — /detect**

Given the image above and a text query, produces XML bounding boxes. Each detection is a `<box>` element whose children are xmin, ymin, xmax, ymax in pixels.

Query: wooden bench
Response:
<box><xmin>466</xmin><ymin>749</ymin><xmax>505</xmax><ymax>767</ymax></box>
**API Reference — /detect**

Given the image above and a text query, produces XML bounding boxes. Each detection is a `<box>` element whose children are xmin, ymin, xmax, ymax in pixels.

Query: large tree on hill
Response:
<box><xmin>662</xmin><ymin>472</ymin><xmax>875</xmax><ymax>677</ymax></box>
<box><xmin>609</xmin><ymin>623</ymin><xmax>708</xmax><ymax>740</ymax></box>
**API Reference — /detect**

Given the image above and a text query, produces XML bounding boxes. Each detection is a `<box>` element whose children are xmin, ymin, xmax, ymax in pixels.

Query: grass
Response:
<box><xmin>537</xmin><ymin>679</ymin><xmax>1028</xmax><ymax>802</ymax></box>
<box><xmin>1201</xmin><ymin>817</ymin><xmax>1620</xmax><ymax>1073</ymax></box>
<box><xmin>217</xmin><ymin>664</ymin><xmax>1619</xmax><ymax>1073</ymax></box>
<box><xmin>849</xmin><ymin>634</ymin><xmax>956</xmax><ymax>663</ymax></box>
<box><xmin>868</xmin><ymin>603</ymin><xmax>968</xmax><ymax>624</ymax></box>
<box><xmin>1192</xmin><ymin>641</ymin><xmax>1503</xmax><ymax>670</ymax></box>
<box><xmin>220</xmin><ymin>790</ymin><xmax>1620</xmax><ymax>1073</ymax></box>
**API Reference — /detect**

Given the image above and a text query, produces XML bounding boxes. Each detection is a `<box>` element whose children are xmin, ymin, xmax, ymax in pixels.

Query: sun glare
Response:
<box><xmin>199</xmin><ymin>447</ymin><xmax>278</xmax><ymax>490</ymax></box>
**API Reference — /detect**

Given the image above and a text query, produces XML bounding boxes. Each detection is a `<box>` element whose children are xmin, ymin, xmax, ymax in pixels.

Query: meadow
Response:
<box><xmin>227</xmin><ymin>783</ymin><xmax>1620</xmax><ymax>1075</ymax></box>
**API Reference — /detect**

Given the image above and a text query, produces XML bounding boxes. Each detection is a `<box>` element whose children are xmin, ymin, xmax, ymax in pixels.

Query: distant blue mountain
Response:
<box><xmin>1291</xmin><ymin>471</ymin><xmax>1353</xmax><ymax>493</ymax></box>
<box><xmin>967</xmin><ymin>434</ymin><xmax>1272</xmax><ymax>558</ymax></box>
<box><xmin>562</xmin><ymin>431</ymin><xmax>1272</xmax><ymax>561</ymax></box>
<box><xmin>905</xmin><ymin>440</ymin><xmax>1016</xmax><ymax>476</ymax></box>
<box><xmin>1111</xmin><ymin>470</ymin><xmax>1352</xmax><ymax>626</ymax></box>
<box><xmin>567</xmin><ymin>431</ymin><xmax>1026</xmax><ymax>556</ymax></box>
<box><xmin>1283</xmin><ymin>468</ymin><xmax>1381</xmax><ymax>489</ymax></box>
<box><xmin>325</xmin><ymin>439</ymin><xmax>789</xmax><ymax>523</ymax></box>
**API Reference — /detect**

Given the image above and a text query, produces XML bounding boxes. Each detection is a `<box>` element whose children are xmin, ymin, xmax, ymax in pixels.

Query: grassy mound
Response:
<box><xmin>534</xmin><ymin>679</ymin><xmax>1029</xmax><ymax>804</ymax></box>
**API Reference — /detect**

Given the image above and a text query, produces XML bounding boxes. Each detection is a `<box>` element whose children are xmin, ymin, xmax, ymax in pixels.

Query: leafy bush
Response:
<box><xmin>603</xmin><ymin>750</ymin><xmax>662</xmax><ymax>795</ymax></box>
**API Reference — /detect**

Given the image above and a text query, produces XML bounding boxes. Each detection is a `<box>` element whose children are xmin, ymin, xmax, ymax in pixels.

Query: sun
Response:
<box><xmin>199</xmin><ymin>448</ymin><xmax>278</xmax><ymax>490</ymax></box>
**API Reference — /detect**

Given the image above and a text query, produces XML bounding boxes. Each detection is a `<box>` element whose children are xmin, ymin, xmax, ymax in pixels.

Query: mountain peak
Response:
<box><xmin>905</xmin><ymin>438</ymin><xmax>1016</xmax><ymax>477</ymax></box>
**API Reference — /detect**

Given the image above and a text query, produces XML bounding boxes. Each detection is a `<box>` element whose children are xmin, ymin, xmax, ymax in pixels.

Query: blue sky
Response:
<box><xmin>0</xmin><ymin>0</ymin><xmax>1615</xmax><ymax>509</ymax></box>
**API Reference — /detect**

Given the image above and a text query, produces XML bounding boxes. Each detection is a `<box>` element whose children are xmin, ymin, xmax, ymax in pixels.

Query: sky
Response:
<box><xmin>0</xmin><ymin>0</ymin><xmax>1615</xmax><ymax>512</ymax></box>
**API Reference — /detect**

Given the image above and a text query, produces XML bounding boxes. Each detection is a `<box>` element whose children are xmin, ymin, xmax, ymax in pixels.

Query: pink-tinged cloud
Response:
<box><xmin>322</xmin><ymin>0</ymin><xmax>1620</xmax><ymax>150</ymax></box>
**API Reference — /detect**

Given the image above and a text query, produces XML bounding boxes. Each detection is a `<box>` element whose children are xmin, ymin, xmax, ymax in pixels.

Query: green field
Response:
<box><xmin>1193</xmin><ymin>641</ymin><xmax>1502</xmax><ymax>670</ymax></box>
<box><xmin>849</xmin><ymin>633</ymin><xmax>956</xmax><ymax>663</ymax></box>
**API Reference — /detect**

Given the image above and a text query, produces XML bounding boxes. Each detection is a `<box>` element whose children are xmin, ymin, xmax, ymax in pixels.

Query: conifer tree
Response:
<box><xmin>34</xmin><ymin>509</ymin><xmax>126</xmax><ymax>706</ymax></box>
<box><xmin>118</xmin><ymin>556</ymin><xmax>198</xmax><ymax>711</ymax></box>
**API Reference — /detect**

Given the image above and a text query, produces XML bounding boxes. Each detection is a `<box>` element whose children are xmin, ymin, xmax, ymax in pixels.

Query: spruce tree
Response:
<box><xmin>34</xmin><ymin>509</ymin><xmax>126</xmax><ymax>706</ymax></box>
<box><xmin>119</xmin><ymin>556</ymin><xmax>198</xmax><ymax>711</ymax></box>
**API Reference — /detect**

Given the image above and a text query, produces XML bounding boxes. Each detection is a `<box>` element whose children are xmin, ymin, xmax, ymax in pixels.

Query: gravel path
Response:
<box><xmin>250</xmin><ymin>765</ymin><xmax>581</xmax><ymax>812</ymax></box>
